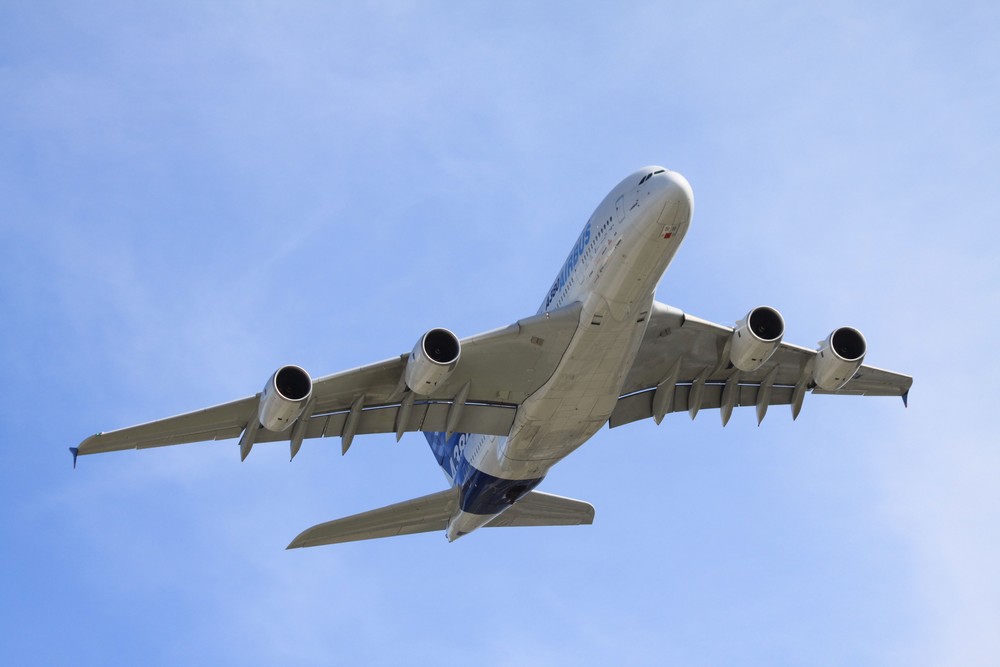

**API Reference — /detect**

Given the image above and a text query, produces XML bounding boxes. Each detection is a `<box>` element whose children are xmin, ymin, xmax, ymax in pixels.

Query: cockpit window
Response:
<box><xmin>653</xmin><ymin>169</ymin><xmax>665</xmax><ymax>175</ymax></box>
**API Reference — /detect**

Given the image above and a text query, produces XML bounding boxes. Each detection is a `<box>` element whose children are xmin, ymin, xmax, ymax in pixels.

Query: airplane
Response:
<box><xmin>73</xmin><ymin>166</ymin><xmax>912</xmax><ymax>547</ymax></box>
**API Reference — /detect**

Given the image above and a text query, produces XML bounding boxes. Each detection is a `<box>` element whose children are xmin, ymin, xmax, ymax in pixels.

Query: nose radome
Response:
<box><xmin>659</xmin><ymin>169</ymin><xmax>694</xmax><ymax>212</ymax></box>
<box><xmin>644</xmin><ymin>169</ymin><xmax>694</xmax><ymax>240</ymax></box>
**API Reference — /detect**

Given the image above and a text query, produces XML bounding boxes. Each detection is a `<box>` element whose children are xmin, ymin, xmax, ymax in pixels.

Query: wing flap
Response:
<box><xmin>286</xmin><ymin>488</ymin><xmax>459</xmax><ymax>548</ymax></box>
<box><xmin>485</xmin><ymin>491</ymin><xmax>595</xmax><ymax>527</ymax></box>
<box><xmin>252</xmin><ymin>401</ymin><xmax>517</xmax><ymax>444</ymax></box>
<box><xmin>610</xmin><ymin>384</ymin><xmax>796</xmax><ymax>428</ymax></box>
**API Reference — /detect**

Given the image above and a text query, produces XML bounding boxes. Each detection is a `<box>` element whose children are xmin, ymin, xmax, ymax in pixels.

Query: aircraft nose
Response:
<box><xmin>647</xmin><ymin>170</ymin><xmax>693</xmax><ymax>238</ymax></box>
<box><xmin>659</xmin><ymin>170</ymin><xmax>694</xmax><ymax>212</ymax></box>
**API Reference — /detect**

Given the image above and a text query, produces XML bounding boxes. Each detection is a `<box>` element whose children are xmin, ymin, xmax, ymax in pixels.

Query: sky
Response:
<box><xmin>2</xmin><ymin>2</ymin><xmax>999</xmax><ymax>665</ymax></box>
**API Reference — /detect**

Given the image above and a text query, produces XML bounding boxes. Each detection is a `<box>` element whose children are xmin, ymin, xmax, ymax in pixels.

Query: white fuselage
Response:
<box><xmin>446</xmin><ymin>167</ymin><xmax>694</xmax><ymax>539</ymax></box>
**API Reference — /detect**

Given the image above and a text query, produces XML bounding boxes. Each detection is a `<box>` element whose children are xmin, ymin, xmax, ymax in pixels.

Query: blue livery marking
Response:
<box><xmin>545</xmin><ymin>222</ymin><xmax>592</xmax><ymax>308</ymax></box>
<box><xmin>423</xmin><ymin>431</ymin><xmax>544</xmax><ymax>516</ymax></box>
<box><xmin>425</xmin><ymin>431</ymin><xmax>467</xmax><ymax>481</ymax></box>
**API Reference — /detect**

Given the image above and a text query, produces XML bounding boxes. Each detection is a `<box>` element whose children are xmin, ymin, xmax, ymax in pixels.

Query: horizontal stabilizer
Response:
<box><xmin>485</xmin><ymin>491</ymin><xmax>595</xmax><ymax>527</ymax></box>
<box><xmin>287</xmin><ymin>488</ymin><xmax>459</xmax><ymax>549</ymax></box>
<box><xmin>288</xmin><ymin>488</ymin><xmax>595</xmax><ymax>549</ymax></box>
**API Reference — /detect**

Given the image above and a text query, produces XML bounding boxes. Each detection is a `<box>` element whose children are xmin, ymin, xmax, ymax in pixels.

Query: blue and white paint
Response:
<box><xmin>424</xmin><ymin>431</ymin><xmax>543</xmax><ymax>517</ymax></box>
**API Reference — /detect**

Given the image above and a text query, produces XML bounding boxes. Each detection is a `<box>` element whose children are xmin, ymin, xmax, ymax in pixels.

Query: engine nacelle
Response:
<box><xmin>730</xmin><ymin>306</ymin><xmax>785</xmax><ymax>372</ymax></box>
<box><xmin>258</xmin><ymin>365</ymin><xmax>313</xmax><ymax>431</ymax></box>
<box><xmin>405</xmin><ymin>328</ymin><xmax>461</xmax><ymax>393</ymax></box>
<box><xmin>813</xmin><ymin>327</ymin><xmax>867</xmax><ymax>390</ymax></box>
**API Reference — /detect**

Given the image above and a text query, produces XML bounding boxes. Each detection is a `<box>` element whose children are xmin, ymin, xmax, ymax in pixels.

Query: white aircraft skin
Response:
<box><xmin>75</xmin><ymin>165</ymin><xmax>911</xmax><ymax>547</ymax></box>
<box><xmin>441</xmin><ymin>168</ymin><xmax>693</xmax><ymax>539</ymax></box>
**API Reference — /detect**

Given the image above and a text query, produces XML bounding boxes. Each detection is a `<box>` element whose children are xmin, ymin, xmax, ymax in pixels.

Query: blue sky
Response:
<box><xmin>2</xmin><ymin>2</ymin><xmax>999</xmax><ymax>665</ymax></box>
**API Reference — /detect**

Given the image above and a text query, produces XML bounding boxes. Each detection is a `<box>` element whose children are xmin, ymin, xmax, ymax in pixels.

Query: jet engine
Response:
<box><xmin>258</xmin><ymin>365</ymin><xmax>313</xmax><ymax>431</ymax></box>
<box><xmin>730</xmin><ymin>306</ymin><xmax>785</xmax><ymax>372</ymax></box>
<box><xmin>813</xmin><ymin>327</ymin><xmax>867</xmax><ymax>390</ymax></box>
<box><xmin>405</xmin><ymin>328</ymin><xmax>461</xmax><ymax>393</ymax></box>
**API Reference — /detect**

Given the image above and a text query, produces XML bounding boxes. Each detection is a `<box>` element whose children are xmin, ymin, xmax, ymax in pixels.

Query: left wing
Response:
<box><xmin>610</xmin><ymin>301</ymin><xmax>912</xmax><ymax>428</ymax></box>
<box><xmin>75</xmin><ymin>303</ymin><xmax>583</xmax><ymax>461</ymax></box>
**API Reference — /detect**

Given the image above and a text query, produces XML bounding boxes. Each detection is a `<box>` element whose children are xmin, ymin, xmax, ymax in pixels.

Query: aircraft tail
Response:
<box><xmin>287</xmin><ymin>488</ymin><xmax>459</xmax><ymax>548</ymax></box>
<box><xmin>484</xmin><ymin>490</ymin><xmax>595</xmax><ymax>527</ymax></box>
<box><xmin>287</xmin><ymin>488</ymin><xmax>594</xmax><ymax>548</ymax></box>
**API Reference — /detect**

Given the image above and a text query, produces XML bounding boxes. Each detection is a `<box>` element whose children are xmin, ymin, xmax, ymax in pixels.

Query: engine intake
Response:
<box><xmin>405</xmin><ymin>328</ymin><xmax>461</xmax><ymax>393</ymax></box>
<box><xmin>730</xmin><ymin>306</ymin><xmax>785</xmax><ymax>372</ymax></box>
<box><xmin>813</xmin><ymin>327</ymin><xmax>867</xmax><ymax>390</ymax></box>
<box><xmin>258</xmin><ymin>365</ymin><xmax>313</xmax><ymax>431</ymax></box>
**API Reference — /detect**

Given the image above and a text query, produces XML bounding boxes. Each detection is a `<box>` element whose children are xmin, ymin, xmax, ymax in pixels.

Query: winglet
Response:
<box><xmin>69</xmin><ymin>447</ymin><xmax>79</xmax><ymax>469</ymax></box>
<box><xmin>902</xmin><ymin>390</ymin><xmax>909</xmax><ymax>408</ymax></box>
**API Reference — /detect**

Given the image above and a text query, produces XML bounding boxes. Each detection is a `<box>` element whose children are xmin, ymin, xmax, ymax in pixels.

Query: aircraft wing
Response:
<box><xmin>610</xmin><ymin>301</ymin><xmax>913</xmax><ymax>428</ymax></box>
<box><xmin>75</xmin><ymin>303</ymin><xmax>583</xmax><ymax>461</ymax></box>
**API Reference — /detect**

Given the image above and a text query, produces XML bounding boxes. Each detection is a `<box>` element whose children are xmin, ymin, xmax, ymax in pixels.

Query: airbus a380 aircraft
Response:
<box><xmin>74</xmin><ymin>167</ymin><xmax>912</xmax><ymax>547</ymax></box>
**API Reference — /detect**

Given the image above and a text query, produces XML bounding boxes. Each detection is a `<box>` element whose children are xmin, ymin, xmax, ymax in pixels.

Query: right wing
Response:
<box><xmin>609</xmin><ymin>301</ymin><xmax>912</xmax><ymax>428</ymax></box>
<box><xmin>76</xmin><ymin>303</ymin><xmax>583</xmax><ymax>460</ymax></box>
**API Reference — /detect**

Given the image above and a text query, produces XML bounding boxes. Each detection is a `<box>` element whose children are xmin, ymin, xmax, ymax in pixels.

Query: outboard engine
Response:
<box><xmin>258</xmin><ymin>365</ymin><xmax>313</xmax><ymax>431</ymax></box>
<box><xmin>813</xmin><ymin>327</ymin><xmax>866</xmax><ymax>390</ymax></box>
